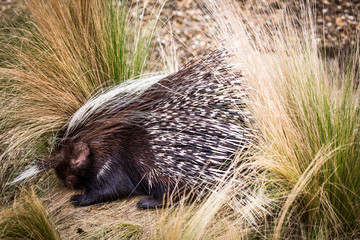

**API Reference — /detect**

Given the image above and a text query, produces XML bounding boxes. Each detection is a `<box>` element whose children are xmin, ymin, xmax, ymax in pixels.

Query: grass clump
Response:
<box><xmin>0</xmin><ymin>189</ymin><xmax>60</xmax><ymax>240</ymax></box>
<box><xmin>204</xmin><ymin>0</ymin><xmax>360</xmax><ymax>238</ymax></box>
<box><xmin>0</xmin><ymin>0</ymin><xmax>161</xmax><ymax>202</ymax></box>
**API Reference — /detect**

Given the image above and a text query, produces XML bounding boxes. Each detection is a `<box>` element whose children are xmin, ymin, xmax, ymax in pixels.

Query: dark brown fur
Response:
<box><xmin>50</xmin><ymin>122</ymin><xmax>168</xmax><ymax>208</ymax></box>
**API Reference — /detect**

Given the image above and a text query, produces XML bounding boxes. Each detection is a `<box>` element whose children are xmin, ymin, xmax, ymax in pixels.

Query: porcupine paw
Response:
<box><xmin>137</xmin><ymin>196</ymin><xmax>162</xmax><ymax>209</ymax></box>
<box><xmin>70</xmin><ymin>194</ymin><xmax>92</xmax><ymax>206</ymax></box>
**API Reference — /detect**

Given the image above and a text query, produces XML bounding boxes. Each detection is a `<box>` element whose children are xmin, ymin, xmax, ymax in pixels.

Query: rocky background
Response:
<box><xmin>1</xmin><ymin>0</ymin><xmax>359</xmax><ymax>65</ymax></box>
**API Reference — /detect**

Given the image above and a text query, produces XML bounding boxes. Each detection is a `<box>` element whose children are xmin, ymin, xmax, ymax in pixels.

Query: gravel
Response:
<box><xmin>1</xmin><ymin>0</ymin><xmax>359</xmax><ymax>65</ymax></box>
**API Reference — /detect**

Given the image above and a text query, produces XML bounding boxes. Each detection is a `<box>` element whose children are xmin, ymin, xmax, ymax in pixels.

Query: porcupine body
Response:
<box><xmin>48</xmin><ymin>49</ymin><xmax>255</xmax><ymax>209</ymax></box>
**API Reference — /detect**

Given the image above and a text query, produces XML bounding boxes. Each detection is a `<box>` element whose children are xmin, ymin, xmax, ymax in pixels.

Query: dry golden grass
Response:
<box><xmin>203</xmin><ymin>0</ymin><xmax>360</xmax><ymax>238</ymax></box>
<box><xmin>0</xmin><ymin>189</ymin><xmax>60</xmax><ymax>240</ymax></box>
<box><xmin>0</xmin><ymin>0</ymin><xmax>162</xmax><ymax>201</ymax></box>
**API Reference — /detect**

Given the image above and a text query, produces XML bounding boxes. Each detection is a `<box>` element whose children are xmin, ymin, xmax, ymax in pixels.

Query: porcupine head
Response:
<box><xmin>49</xmin><ymin>141</ymin><xmax>91</xmax><ymax>190</ymax></box>
<box><xmin>7</xmin><ymin>140</ymin><xmax>91</xmax><ymax>191</ymax></box>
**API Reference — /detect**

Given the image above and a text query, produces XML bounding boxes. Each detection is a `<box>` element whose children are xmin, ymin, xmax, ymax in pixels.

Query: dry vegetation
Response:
<box><xmin>1</xmin><ymin>0</ymin><xmax>359</xmax><ymax>239</ymax></box>
<box><xmin>204</xmin><ymin>0</ymin><xmax>360</xmax><ymax>238</ymax></box>
<box><xmin>0</xmin><ymin>0</ymin><xmax>161</xmax><ymax>202</ymax></box>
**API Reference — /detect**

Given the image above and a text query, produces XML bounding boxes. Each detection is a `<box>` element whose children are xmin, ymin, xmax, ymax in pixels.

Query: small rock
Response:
<box><xmin>336</xmin><ymin>17</ymin><xmax>343</xmax><ymax>27</ymax></box>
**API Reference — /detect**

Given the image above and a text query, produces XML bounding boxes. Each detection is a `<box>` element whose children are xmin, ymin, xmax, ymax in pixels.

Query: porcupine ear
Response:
<box><xmin>71</xmin><ymin>142</ymin><xmax>90</xmax><ymax>167</ymax></box>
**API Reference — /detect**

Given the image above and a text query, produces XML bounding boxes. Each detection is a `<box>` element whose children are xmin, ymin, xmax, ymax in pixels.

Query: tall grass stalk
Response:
<box><xmin>0</xmin><ymin>189</ymin><xmax>60</xmax><ymax>240</ymax></box>
<box><xmin>0</xmin><ymin>0</ymin><xmax>162</xmax><ymax>201</ymax></box>
<box><xmin>203</xmin><ymin>0</ymin><xmax>360</xmax><ymax>238</ymax></box>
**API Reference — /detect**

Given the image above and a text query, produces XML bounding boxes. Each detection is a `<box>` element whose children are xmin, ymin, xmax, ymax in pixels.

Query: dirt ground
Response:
<box><xmin>47</xmin><ymin>187</ymin><xmax>159</xmax><ymax>239</ymax></box>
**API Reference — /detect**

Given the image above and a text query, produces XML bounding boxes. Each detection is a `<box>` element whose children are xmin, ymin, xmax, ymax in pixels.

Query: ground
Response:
<box><xmin>1</xmin><ymin>0</ymin><xmax>359</xmax><ymax>65</ymax></box>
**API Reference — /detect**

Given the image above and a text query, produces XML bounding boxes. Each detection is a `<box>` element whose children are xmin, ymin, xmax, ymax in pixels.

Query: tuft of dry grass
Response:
<box><xmin>203</xmin><ymin>0</ymin><xmax>360</xmax><ymax>238</ymax></box>
<box><xmin>0</xmin><ymin>0</ymin><xmax>162</xmax><ymax>202</ymax></box>
<box><xmin>0</xmin><ymin>189</ymin><xmax>60</xmax><ymax>240</ymax></box>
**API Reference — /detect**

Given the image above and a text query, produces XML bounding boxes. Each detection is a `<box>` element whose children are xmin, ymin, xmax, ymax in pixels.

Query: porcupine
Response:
<box><xmin>14</xmin><ymin>49</ymin><xmax>255</xmax><ymax>209</ymax></box>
